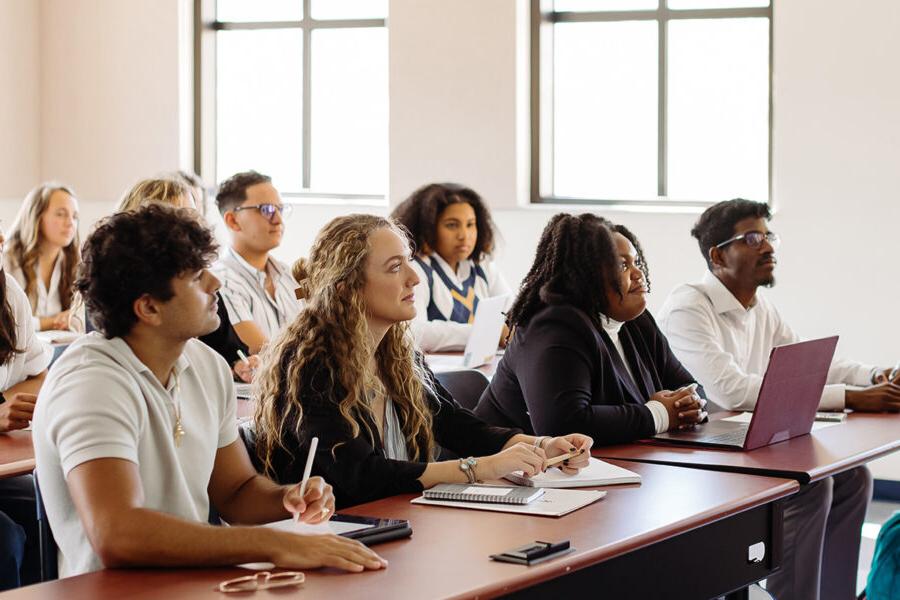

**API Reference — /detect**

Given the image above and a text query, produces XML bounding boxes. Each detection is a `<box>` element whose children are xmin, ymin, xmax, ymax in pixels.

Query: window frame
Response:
<box><xmin>194</xmin><ymin>0</ymin><xmax>387</xmax><ymax>202</ymax></box>
<box><xmin>530</xmin><ymin>0</ymin><xmax>774</xmax><ymax>208</ymax></box>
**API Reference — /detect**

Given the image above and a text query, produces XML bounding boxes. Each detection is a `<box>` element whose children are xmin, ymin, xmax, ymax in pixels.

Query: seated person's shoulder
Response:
<box><xmin>183</xmin><ymin>337</ymin><xmax>232</xmax><ymax>377</ymax></box>
<box><xmin>522</xmin><ymin>304</ymin><xmax>599</xmax><ymax>348</ymax></box>
<box><xmin>3</xmin><ymin>271</ymin><xmax>30</xmax><ymax>310</ymax></box>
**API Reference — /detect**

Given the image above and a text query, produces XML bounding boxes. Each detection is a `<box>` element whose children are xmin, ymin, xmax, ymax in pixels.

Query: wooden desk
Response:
<box><xmin>594</xmin><ymin>412</ymin><xmax>900</xmax><ymax>484</ymax></box>
<box><xmin>0</xmin><ymin>431</ymin><xmax>35</xmax><ymax>479</ymax></box>
<box><xmin>1</xmin><ymin>460</ymin><xmax>797</xmax><ymax>599</ymax></box>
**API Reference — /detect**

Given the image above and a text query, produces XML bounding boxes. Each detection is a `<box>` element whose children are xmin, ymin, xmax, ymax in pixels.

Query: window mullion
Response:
<box><xmin>302</xmin><ymin>0</ymin><xmax>312</xmax><ymax>190</ymax></box>
<box><xmin>658</xmin><ymin>8</ymin><xmax>668</xmax><ymax>199</ymax></box>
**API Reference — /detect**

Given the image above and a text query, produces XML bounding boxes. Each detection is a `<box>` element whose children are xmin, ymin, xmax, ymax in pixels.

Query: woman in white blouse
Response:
<box><xmin>4</xmin><ymin>183</ymin><xmax>84</xmax><ymax>332</ymax></box>
<box><xmin>390</xmin><ymin>183</ymin><xmax>511</xmax><ymax>352</ymax></box>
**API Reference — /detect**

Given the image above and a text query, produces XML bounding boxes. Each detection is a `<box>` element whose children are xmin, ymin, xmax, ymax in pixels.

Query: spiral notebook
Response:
<box><xmin>422</xmin><ymin>484</ymin><xmax>545</xmax><ymax>505</ymax></box>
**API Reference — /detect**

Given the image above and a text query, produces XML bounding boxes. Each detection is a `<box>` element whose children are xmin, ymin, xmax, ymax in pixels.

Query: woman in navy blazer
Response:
<box><xmin>474</xmin><ymin>213</ymin><xmax>706</xmax><ymax>445</ymax></box>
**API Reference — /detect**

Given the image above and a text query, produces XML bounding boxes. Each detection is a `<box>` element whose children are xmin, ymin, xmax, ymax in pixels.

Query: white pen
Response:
<box><xmin>236</xmin><ymin>349</ymin><xmax>251</xmax><ymax>367</ymax></box>
<box><xmin>294</xmin><ymin>436</ymin><xmax>319</xmax><ymax>522</ymax></box>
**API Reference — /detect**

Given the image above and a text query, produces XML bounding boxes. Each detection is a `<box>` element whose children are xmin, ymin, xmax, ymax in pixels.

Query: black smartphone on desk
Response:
<box><xmin>333</xmin><ymin>514</ymin><xmax>412</xmax><ymax>546</ymax></box>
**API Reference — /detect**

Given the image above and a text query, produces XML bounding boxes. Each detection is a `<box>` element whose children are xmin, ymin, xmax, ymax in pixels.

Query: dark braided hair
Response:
<box><xmin>506</xmin><ymin>213</ymin><xmax>651</xmax><ymax>329</ymax></box>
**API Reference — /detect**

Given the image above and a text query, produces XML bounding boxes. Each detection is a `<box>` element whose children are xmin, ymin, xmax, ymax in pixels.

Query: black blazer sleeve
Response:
<box><xmin>631</xmin><ymin>311</ymin><xmax>702</xmax><ymax>395</ymax></box>
<box><xmin>516</xmin><ymin>307</ymin><xmax>656</xmax><ymax>444</ymax></box>
<box><xmin>429</xmin><ymin>373</ymin><xmax>520</xmax><ymax>457</ymax></box>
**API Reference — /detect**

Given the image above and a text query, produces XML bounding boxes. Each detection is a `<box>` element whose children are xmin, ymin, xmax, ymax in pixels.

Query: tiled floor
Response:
<box><xmin>857</xmin><ymin>499</ymin><xmax>899</xmax><ymax>595</ymax></box>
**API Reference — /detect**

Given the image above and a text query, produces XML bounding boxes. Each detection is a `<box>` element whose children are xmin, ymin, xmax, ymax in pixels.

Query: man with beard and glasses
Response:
<box><xmin>658</xmin><ymin>198</ymin><xmax>899</xmax><ymax>600</ymax></box>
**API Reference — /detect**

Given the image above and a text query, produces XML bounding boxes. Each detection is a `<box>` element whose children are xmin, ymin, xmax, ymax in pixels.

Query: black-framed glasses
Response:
<box><xmin>715</xmin><ymin>231</ymin><xmax>780</xmax><ymax>250</ymax></box>
<box><xmin>232</xmin><ymin>203</ymin><xmax>293</xmax><ymax>222</ymax></box>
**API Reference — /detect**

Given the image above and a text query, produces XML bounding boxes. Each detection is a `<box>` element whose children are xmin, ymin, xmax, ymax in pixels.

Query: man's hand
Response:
<box><xmin>846</xmin><ymin>383</ymin><xmax>900</xmax><ymax>413</ymax></box>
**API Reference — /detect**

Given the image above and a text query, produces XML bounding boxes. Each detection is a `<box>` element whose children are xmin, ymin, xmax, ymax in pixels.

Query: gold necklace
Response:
<box><xmin>171</xmin><ymin>370</ymin><xmax>185</xmax><ymax>447</ymax></box>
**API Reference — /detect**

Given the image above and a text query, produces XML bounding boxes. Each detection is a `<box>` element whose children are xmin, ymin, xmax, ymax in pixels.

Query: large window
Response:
<box><xmin>197</xmin><ymin>0</ymin><xmax>387</xmax><ymax>200</ymax></box>
<box><xmin>532</xmin><ymin>0</ymin><xmax>772</xmax><ymax>206</ymax></box>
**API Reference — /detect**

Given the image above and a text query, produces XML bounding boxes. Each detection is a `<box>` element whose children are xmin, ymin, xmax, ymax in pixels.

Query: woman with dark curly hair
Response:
<box><xmin>473</xmin><ymin>213</ymin><xmax>707</xmax><ymax>446</ymax></box>
<box><xmin>390</xmin><ymin>183</ymin><xmax>510</xmax><ymax>352</ymax></box>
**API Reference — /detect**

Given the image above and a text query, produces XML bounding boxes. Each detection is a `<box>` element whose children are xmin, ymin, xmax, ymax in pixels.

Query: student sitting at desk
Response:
<box><xmin>473</xmin><ymin>213</ymin><xmax>705</xmax><ymax>445</ymax></box>
<box><xmin>390</xmin><ymin>183</ymin><xmax>511</xmax><ymax>352</ymax></box>
<box><xmin>32</xmin><ymin>206</ymin><xmax>386</xmax><ymax>577</ymax></box>
<box><xmin>4</xmin><ymin>183</ymin><xmax>84</xmax><ymax>332</ymax></box>
<box><xmin>253</xmin><ymin>214</ymin><xmax>591</xmax><ymax>509</ymax></box>
<box><xmin>117</xmin><ymin>176</ymin><xmax>258</xmax><ymax>382</ymax></box>
<box><xmin>658</xmin><ymin>198</ymin><xmax>893</xmax><ymax>600</ymax></box>
<box><xmin>213</xmin><ymin>171</ymin><xmax>300</xmax><ymax>355</ymax></box>
<box><xmin>0</xmin><ymin>225</ymin><xmax>52</xmax><ymax>589</ymax></box>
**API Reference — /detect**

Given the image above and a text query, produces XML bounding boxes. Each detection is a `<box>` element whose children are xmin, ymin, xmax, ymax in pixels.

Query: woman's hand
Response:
<box><xmin>479</xmin><ymin>442</ymin><xmax>546</xmax><ymax>480</ymax></box>
<box><xmin>543</xmin><ymin>434</ymin><xmax>592</xmax><ymax>474</ymax></box>
<box><xmin>233</xmin><ymin>354</ymin><xmax>261</xmax><ymax>383</ymax></box>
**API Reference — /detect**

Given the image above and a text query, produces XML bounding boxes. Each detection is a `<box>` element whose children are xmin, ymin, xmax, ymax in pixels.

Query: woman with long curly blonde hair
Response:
<box><xmin>4</xmin><ymin>183</ymin><xmax>83</xmax><ymax>332</ymax></box>
<box><xmin>254</xmin><ymin>214</ymin><xmax>592</xmax><ymax>509</ymax></box>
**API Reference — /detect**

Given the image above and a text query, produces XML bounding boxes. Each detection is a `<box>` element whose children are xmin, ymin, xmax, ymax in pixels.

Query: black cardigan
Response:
<box><xmin>265</xmin><ymin>359</ymin><xmax>520</xmax><ymax>509</ymax></box>
<box><xmin>198</xmin><ymin>293</ymin><xmax>249</xmax><ymax>367</ymax></box>
<box><xmin>473</xmin><ymin>304</ymin><xmax>698</xmax><ymax>445</ymax></box>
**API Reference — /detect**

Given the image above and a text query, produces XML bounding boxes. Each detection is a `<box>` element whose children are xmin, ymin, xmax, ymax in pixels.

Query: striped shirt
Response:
<box><xmin>212</xmin><ymin>247</ymin><xmax>301</xmax><ymax>340</ymax></box>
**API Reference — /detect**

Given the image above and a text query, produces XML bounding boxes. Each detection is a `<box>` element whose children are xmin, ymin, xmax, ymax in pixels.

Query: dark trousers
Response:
<box><xmin>766</xmin><ymin>466</ymin><xmax>872</xmax><ymax>600</ymax></box>
<box><xmin>0</xmin><ymin>475</ymin><xmax>39</xmax><ymax>588</ymax></box>
<box><xmin>0</xmin><ymin>510</ymin><xmax>25</xmax><ymax>591</ymax></box>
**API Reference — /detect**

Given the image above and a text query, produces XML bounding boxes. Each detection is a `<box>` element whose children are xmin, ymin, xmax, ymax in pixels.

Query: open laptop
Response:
<box><xmin>653</xmin><ymin>336</ymin><xmax>838</xmax><ymax>450</ymax></box>
<box><xmin>426</xmin><ymin>295</ymin><xmax>509</xmax><ymax>371</ymax></box>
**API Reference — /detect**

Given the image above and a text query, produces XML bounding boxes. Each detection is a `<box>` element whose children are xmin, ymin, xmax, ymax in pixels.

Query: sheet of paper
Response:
<box><xmin>263</xmin><ymin>518</ymin><xmax>375</xmax><ymax>536</ymax></box>
<box><xmin>412</xmin><ymin>488</ymin><xmax>606</xmax><ymax>517</ymax></box>
<box><xmin>721</xmin><ymin>412</ymin><xmax>841</xmax><ymax>431</ymax></box>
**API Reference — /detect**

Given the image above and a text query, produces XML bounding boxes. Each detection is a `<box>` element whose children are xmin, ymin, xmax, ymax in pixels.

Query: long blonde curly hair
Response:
<box><xmin>254</xmin><ymin>214</ymin><xmax>436</xmax><ymax>476</ymax></box>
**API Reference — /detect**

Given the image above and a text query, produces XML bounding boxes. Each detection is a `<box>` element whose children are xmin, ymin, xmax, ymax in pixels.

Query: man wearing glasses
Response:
<box><xmin>659</xmin><ymin>198</ymin><xmax>898</xmax><ymax>600</ymax></box>
<box><xmin>213</xmin><ymin>171</ymin><xmax>300</xmax><ymax>354</ymax></box>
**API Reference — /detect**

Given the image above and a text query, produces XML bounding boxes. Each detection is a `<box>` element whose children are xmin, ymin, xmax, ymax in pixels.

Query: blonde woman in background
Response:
<box><xmin>116</xmin><ymin>176</ymin><xmax>259</xmax><ymax>382</ymax></box>
<box><xmin>4</xmin><ymin>183</ymin><xmax>84</xmax><ymax>332</ymax></box>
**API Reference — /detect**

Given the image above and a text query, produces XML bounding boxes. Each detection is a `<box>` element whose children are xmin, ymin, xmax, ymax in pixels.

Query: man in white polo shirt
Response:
<box><xmin>212</xmin><ymin>171</ymin><xmax>300</xmax><ymax>354</ymax></box>
<box><xmin>659</xmin><ymin>199</ymin><xmax>898</xmax><ymax>600</ymax></box>
<box><xmin>33</xmin><ymin>205</ymin><xmax>386</xmax><ymax>577</ymax></box>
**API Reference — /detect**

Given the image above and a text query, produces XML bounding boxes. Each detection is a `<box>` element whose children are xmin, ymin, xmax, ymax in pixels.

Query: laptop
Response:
<box><xmin>653</xmin><ymin>336</ymin><xmax>838</xmax><ymax>450</ymax></box>
<box><xmin>426</xmin><ymin>295</ymin><xmax>509</xmax><ymax>371</ymax></box>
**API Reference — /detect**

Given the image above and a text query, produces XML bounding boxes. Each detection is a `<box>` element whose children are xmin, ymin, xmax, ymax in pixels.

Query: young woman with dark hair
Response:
<box><xmin>254</xmin><ymin>214</ymin><xmax>591</xmax><ymax>509</ymax></box>
<box><xmin>4</xmin><ymin>183</ymin><xmax>83</xmax><ymax>332</ymax></box>
<box><xmin>390</xmin><ymin>183</ymin><xmax>511</xmax><ymax>352</ymax></box>
<box><xmin>473</xmin><ymin>213</ymin><xmax>706</xmax><ymax>446</ymax></box>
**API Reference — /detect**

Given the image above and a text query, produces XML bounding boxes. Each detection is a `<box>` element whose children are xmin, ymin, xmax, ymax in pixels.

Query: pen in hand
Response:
<box><xmin>294</xmin><ymin>436</ymin><xmax>319</xmax><ymax>523</ymax></box>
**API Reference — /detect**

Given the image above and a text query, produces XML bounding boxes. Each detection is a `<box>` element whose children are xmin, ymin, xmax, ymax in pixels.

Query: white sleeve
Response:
<box><xmin>217</xmin><ymin>360</ymin><xmax>239</xmax><ymax>448</ymax></box>
<box><xmin>661</xmin><ymin>304</ymin><xmax>765</xmax><ymax>412</ymax></box>
<box><xmin>11</xmin><ymin>277</ymin><xmax>52</xmax><ymax>377</ymax></box>
<box><xmin>485</xmin><ymin>261</ymin><xmax>513</xmax><ymax>303</ymax></box>
<box><xmin>43</xmin><ymin>368</ymin><xmax>143</xmax><ymax>475</ymax></box>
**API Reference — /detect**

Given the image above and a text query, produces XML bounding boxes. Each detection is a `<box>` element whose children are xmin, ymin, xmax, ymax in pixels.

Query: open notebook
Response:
<box><xmin>504</xmin><ymin>457</ymin><xmax>641</xmax><ymax>488</ymax></box>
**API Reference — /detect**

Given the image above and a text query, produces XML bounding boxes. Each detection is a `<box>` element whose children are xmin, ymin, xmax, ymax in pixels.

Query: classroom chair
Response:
<box><xmin>434</xmin><ymin>369</ymin><xmax>490</xmax><ymax>411</ymax></box>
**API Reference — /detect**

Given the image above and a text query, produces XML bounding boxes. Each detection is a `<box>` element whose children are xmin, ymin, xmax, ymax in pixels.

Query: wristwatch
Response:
<box><xmin>458</xmin><ymin>457</ymin><xmax>478</xmax><ymax>484</ymax></box>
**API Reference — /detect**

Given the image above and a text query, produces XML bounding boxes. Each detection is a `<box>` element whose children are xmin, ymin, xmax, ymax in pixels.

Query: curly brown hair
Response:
<box><xmin>254</xmin><ymin>214</ymin><xmax>437</xmax><ymax>474</ymax></box>
<box><xmin>506</xmin><ymin>213</ymin><xmax>651</xmax><ymax>330</ymax></box>
<box><xmin>76</xmin><ymin>204</ymin><xmax>218</xmax><ymax>338</ymax></box>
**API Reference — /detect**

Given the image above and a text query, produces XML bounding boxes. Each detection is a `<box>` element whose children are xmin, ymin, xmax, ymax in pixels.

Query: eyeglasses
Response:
<box><xmin>715</xmin><ymin>231</ymin><xmax>780</xmax><ymax>250</ymax></box>
<box><xmin>217</xmin><ymin>571</ymin><xmax>305</xmax><ymax>594</ymax></box>
<box><xmin>232</xmin><ymin>203</ymin><xmax>293</xmax><ymax>222</ymax></box>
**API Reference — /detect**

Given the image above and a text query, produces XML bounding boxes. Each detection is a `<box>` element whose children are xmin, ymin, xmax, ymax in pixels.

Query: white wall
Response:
<box><xmin>0</xmin><ymin>0</ymin><xmax>896</xmax><ymax>479</ymax></box>
<box><xmin>0</xmin><ymin>0</ymin><xmax>40</xmax><ymax>201</ymax></box>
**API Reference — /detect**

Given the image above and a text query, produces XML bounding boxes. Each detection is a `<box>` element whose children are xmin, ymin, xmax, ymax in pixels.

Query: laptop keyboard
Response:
<box><xmin>698</xmin><ymin>430</ymin><xmax>748</xmax><ymax>446</ymax></box>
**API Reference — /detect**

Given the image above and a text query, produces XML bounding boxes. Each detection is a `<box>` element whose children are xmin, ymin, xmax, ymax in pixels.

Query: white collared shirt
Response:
<box><xmin>599</xmin><ymin>315</ymin><xmax>669</xmax><ymax>434</ymax></box>
<box><xmin>410</xmin><ymin>253</ymin><xmax>511</xmax><ymax>352</ymax></box>
<box><xmin>3</xmin><ymin>254</ymin><xmax>85</xmax><ymax>332</ymax></box>
<box><xmin>658</xmin><ymin>271</ymin><xmax>875</xmax><ymax>412</ymax></box>
<box><xmin>0</xmin><ymin>273</ymin><xmax>52</xmax><ymax>390</ymax></box>
<box><xmin>33</xmin><ymin>333</ymin><xmax>238</xmax><ymax>577</ymax></box>
<box><xmin>212</xmin><ymin>247</ymin><xmax>301</xmax><ymax>339</ymax></box>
